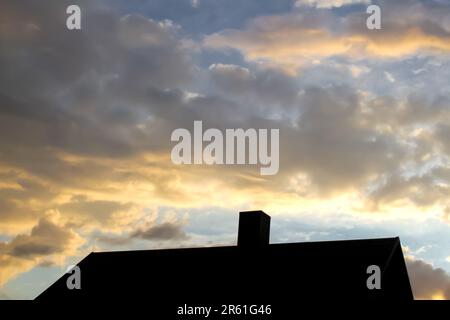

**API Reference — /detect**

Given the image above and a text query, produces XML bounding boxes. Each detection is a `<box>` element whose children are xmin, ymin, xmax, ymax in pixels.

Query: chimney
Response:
<box><xmin>237</xmin><ymin>210</ymin><xmax>271</xmax><ymax>248</ymax></box>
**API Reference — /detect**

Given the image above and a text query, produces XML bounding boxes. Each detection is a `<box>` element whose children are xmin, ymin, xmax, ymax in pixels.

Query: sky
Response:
<box><xmin>0</xmin><ymin>0</ymin><xmax>450</xmax><ymax>300</ymax></box>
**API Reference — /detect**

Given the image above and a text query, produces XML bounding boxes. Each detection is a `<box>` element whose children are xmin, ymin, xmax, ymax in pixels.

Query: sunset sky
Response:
<box><xmin>1</xmin><ymin>0</ymin><xmax>450</xmax><ymax>299</ymax></box>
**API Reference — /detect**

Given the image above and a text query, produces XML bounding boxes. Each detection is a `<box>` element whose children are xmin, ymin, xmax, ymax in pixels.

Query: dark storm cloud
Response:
<box><xmin>0</xmin><ymin>0</ymin><xmax>194</xmax><ymax>163</ymax></box>
<box><xmin>0</xmin><ymin>215</ymin><xmax>83</xmax><ymax>285</ymax></box>
<box><xmin>94</xmin><ymin>219</ymin><xmax>189</xmax><ymax>244</ymax></box>
<box><xmin>0</xmin><ymin>0</ymin><xmax>209</xmax><ymax>231</ymax></box>
<box><xmin>2</xmin><ymin>0</ymin><xmax>446</xmax><ymax>201</ymax></box>
<box><xmin>5</xmin><ymin>217</ymin><xmax>80</xmax><ymax>258</ymax></box>
<box><xmin>208</xmin><ymin>63</ymin><xmax>299</xmax><ymax>111</ymax></box>
<box><xmin>278</xmin><ymin>86</ymin><xmax>406</xmax><ymax>194</ymax></box>
<box><xmin>131</xmin><ymin>222</ymin><xmax>188</xmax><ymax>241</ymax></box>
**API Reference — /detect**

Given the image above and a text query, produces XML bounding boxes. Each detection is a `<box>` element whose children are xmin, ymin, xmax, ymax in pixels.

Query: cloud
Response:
<box><xmin>0</xmin><ymin>170</ymin><xmax>57</xmax><ymax>234</ymax></box>
<box><xmin>0</xmin><ymin>213</ymin><xmax>84</xmax><ymax>286</ymax></box>
<box><xmin>280</xmin><ymin>86</ymin><xmax>405</xmax><ymax>194</ymax></box>
<box><xmin>0</xmin><ymin>0</ymin><xmax>448</xmax><ymax>222</ymax></box>
<box><xmin>131</xmin><ymin>222</ymin><xmax>188</xmax><ymax>241</ymax></box>
<box><xmin>204</xmin><ymin>1</ymin><xmax>450</xmax><ymax>73</ymax></box>
<box><xmin>190</xmin><ymin>0</ymin><xmax>200</xmax><ymax>8</ymax></box>
<box><xmin>365</xmin><ymin>169</ymin><xmax>450</xmax><ymax>210</ymax></box>
<box><xmin>407</xmin><ymin>257</ymin><xmax>450</xmax><ymax>300</ymax></box>
<box><xmin>130</xmin><ymin>209</ymin><xmax>189</xmax><ymax>241</ymax></box>
<box><xmin>0</xmin><ymin>1</ymin><xmax>203</xmax><ymax>238</ymax></box>
<box><xmin>2</xmin><ymin>0</ymin><xmax>448</xmax><ymax>217</ymax></box>
<box><xmin>435</xmin><ymin>124</ymin><xmax>450</xmax><ymax>155</ymax></box>
<box><xmin>294</xmin><ymin>0</ymin><xmax>370</xmax><ymax>9</ymax></box>
<box><xmin>0</xmin><ymin>1</ymin><xmax>194</xmax><ymax>169</ymax></box>
<box><xmin>92</xmin><ymin>215</ymin><xmax>189</xmax><ymax>246</ymax></box>
<box><xmin>58</xmin><ymin>195</ymin><xmax>139</xmax><ymax>230</ymax></box>
<box><xmin>9</xmin><ymin>218</ymin><xmax>80</xmax><ymax>258</ymax></box>
<box><xmin>208</xmin><ymin>63</ymin><xmax>299</xmax><ymax>114</ymax></box>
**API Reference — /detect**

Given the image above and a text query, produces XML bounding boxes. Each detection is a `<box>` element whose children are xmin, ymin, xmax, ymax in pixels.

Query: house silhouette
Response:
<box><xmin>37</xmin><ymin>210</ymin><xmax>413</xmax><ymax>305</ymax></box>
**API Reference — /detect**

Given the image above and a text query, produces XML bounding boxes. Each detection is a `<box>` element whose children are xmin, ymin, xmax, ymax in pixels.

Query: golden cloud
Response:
<box><xmin>204</xmin><ymin>14</ymin><xmax>450</xmax><ymax>74</ymax></box>
<box><xmin>0</xmin><ymin>212</ymin><xmax>84</xmax><ymax>287</ymax></box>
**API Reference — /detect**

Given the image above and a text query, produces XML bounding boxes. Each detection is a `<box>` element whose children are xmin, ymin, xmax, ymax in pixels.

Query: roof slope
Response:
<box><xmin>37</xmin><ymin>237</ymin><xmax>413</xmax><ymax>302</ymax></box>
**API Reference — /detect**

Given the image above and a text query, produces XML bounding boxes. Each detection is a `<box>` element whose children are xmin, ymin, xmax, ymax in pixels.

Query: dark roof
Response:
<box><xmin>37</xmin><ymin>211</ymin><xmax>413</xmax><ymax>303</ymax></box>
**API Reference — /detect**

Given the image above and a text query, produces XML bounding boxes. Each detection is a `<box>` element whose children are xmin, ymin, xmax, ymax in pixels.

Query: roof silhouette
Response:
<box><xmin>37</xmin><ymin>210</ymin><xmax>413</xmax><ymax>305</ymax></box>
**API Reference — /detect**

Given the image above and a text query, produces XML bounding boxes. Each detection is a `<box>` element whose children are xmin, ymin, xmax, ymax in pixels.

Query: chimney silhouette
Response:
<box><xmin>237</xmin><ymin>210</ymin><xmax>271</xmax><ymax>248</ymax></box>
